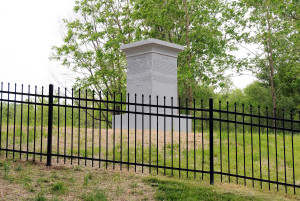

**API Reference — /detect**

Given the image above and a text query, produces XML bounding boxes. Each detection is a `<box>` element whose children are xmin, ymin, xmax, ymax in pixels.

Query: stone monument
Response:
<box><xmin>113</xmin><ymin>38</ymin><xmax>191</xmax><ymax>132</ymax></box>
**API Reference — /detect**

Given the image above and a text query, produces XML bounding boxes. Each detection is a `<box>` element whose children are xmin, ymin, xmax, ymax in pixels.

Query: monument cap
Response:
<box><xmin>120</xmin><ymin>38</ymin><xmax>184</xmax><ymax>52</ymax></box>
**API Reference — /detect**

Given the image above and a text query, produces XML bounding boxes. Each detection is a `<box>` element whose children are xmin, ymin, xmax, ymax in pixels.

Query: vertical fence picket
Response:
<box><xmin>202</xmin><ymin>99</ymin><xmax>204</xmax><ymax>180</ymax></box>
<box><xmin>291</xmin><ymin>112</ymin><xmax>295</xmax><ymax>194</ymax></box>
<box><xmin>26</xmin><ymin>85</ymin><xmax>30</xmax><ymax>161</ymax></box>
<box><xmin>106</xmin><ymin>92</ymin><xmax>109</xmax><ymax>169</ymax></box>
<box><xmin>120</xmin><ymin>93</ymin><xmax>122</xmax><ymax>170</ymax></box>
<box><xmin>171</xmin><ymin>97</ymin><xmax>174</xmax><ymax>176</ymax></box>
<box><xmin>193</xmin><ymin>98</ymin><xmax>196</xmax><ymax>179</ymax></box>
<box><xmin>258</xmin><ymin>106</ymin><xmax>262</xmax><ymax>189</ymax></box>
<box><xmin>266</xmin><ymin>107</ymin><xmax>270</xmax><ymax>190</ymax></box>
<box><xmin>64</xmin><ymin>88</ymin><xmax>67</xmax><ymax>164</ymax></box>
<box><xmin>134</xmin><ymin>94</ymin><xmax>137</xmax><ymax>172</ymax></box>
<box><xmin>85</xmin><ymin>89</ymin><xmax>87</xmax><ymax>166</ymax></box>
<box><xmin>99</xmin><ymin>91</ymin><xmax>102</xmax><ymax>168</ymax></box>
<box><xmin>40</xmin><ymin>86</ymin><xmax>44</xmax><ymax>162</ymax></box>
<box><xmin>92</xmin><ymin>91</ymin><xmax>95</xmax><ymax>167</ymax></box>
<box><xmin>57</xmin><ymin>87</ymin><xmax>60</xmax><ymax>163</ymax></box>
<box><xmin>219</xmin><ymin>101</ymin><xmax>222</xmax><ymax>182</ymax></box>
<box><xmin>250</xmin><ymin>105</ymin><xmax>254</xmax><ymax>187</ymax></box>
<box><xmin>6</xmin><ymin>83</ymin><xmax>10</xmax><ymax>158</ymax></box>
<box><xmin>179</xmin><ymin>97</ymin><xmax>181</xmax><ymax>178</ymax></box>
<box><xmin>242</xmin><ymin>104</ymin><xmax>246</xmax><ymax>186</ymax></box>
<box><xmin>283</xmin><ymin>109</ymin><xmax>287</xmax><ymax>193</ymax></box>
<box><xmin>20</xmin><ymin>84</ymin><xmax>23</xmax><ymax>159</ymax></box>
<box><xmin>113</xmin><ymin>92</ymin><xmax>116</xmax><ymax>169</ymax></box>
<box><xmin>33</xmin><ymin>85</ymin><xmax>37</xmax><ymax>162</ymax></box>
<box><xmin>142</xmin><ymin>94</ymin><xmax>144</xmax><ymax>173</ymax></box>
<box><xmin>78</xmin><ymin>90</ymin><xmax>81</xmax><ymax>165</ymax></box>
<box><xmin>186</xmin><ymin>98</ymin><xmax>188</xmax><ymax>178</ymax></box>
<box><xmin>127</xmin><ymin>93</ymin><xmax>129</xmax><ymax>171</ymax></box>
<box><xmin>71</xmin><ymin>88</ymin><xmax>74</xmax><ymax>165</ymax></box>
<box><xmin>274</xmin><ymin>108</ymin><xmax>278</xmax><ymax>191</ymax></box>
<box><xmin>209</xmin><ymin>98</ymin><xmax>214</xmax><ymax>185</ymax></box>
<box><xmin>234</xmin><ymin>103</ymin><xmax>238</xmax><ymax>184</ymax></box>
<box><xmin>47</xmin><ymin>84</ymin><xmax>53</xmax><ymax>166</ymax></box>
<box><xmin>227</xmin><ymin>102</ymin><xmax>230</xmax><ymax>183</ymax></box>
<box><xmin>149</xmin><ymin>95</ymin><xmax>151</xmax><ymax>174</ymax></box>
<box><xmin>13</xmin><ymin>84</ymin><xmax>16</xmax><ymax>160</ymax></box>
<box><xmin>156</xmin><ymin>95</ymin><xmax>158</xmax><ymax>175</ymax></box>
<box><xmin>164</xmin><ymin>96</ymin><xmax>166</xmax><ymax>176</ymax></box>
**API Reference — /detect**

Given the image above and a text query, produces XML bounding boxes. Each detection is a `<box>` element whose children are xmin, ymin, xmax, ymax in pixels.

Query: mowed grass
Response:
<box><xmin>0</xmin><ymin>158</ymin><xmax>298</xmax><ymax>200</ymax></box>
<box><xmin>1</xmin><ymin>124</ymin><xmax>299</xmax><ymax>195</ymax></box>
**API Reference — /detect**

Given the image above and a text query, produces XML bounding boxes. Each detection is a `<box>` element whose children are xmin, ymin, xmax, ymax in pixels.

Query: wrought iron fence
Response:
<box><xmin>0</xmin><ymin>83</ymin><xmax>299</xmax><ymax>194</ymax></box>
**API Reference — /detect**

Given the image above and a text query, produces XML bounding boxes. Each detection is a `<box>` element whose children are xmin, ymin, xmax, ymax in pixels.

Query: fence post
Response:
<box><xmin>209</xmin><ymin>98</ymin><xmax>214</xmax><ymax>185</ymax></box>
<box><xmin>47</xmin><ymin>84</ymin><xmax>54</xmax><ymax>166</ymax></box>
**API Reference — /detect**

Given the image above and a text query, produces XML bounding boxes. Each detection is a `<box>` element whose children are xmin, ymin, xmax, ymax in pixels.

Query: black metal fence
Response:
<box><xmin>0</xmin><ymin>83</ymin><xmax>299</xmax><ymax>194</ymax></box>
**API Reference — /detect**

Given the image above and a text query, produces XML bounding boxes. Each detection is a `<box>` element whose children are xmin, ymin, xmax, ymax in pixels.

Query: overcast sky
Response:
<box><xmin>0</xmin><ymin>0</ymin><xmax>255</xmax><ymax>90</ymax></box>
<box><xmin>0</xmin><ymin>0</ymin><xmax>75</xmax><ymax>89</ymax></box>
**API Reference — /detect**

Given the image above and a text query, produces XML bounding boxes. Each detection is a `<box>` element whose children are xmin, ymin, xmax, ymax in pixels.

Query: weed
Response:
<box><xmin>81</xmin><ymin>189</ymin><xmax>107</xmax><ymax>201</ymax></box>
<box><xmin>25</xmin><ymin>182</ymin><xmax>35</xmax><ymax>193</ymax></box>
<box><xmin>83</xmin><ymin>172</ymin><xmax>93</xmax><ymax>186</ymax></box>
<box><xmin>22</xmin><ymin>175</ymin><xmax>32</xmax><ymax>183</ymax></box>
<box><xmin>51</xmin><ymin>172</ymin><xmax>59</xmax><ymax>180</ymax></box>
<box><xmin>3</xmin><ymin>163</ymin><xmax>9</xmax><ymax>175</ymax></box>
<box><xmin>51</xmin><ymin>197</ymin><xmax>61</xmax><ymax>201</ymax></box>
<box><xmin>73</xmin><ymin>165</ymin><xmax>82</xmax><ymax>171</ymax></box>
<box><xmin>3</xmin><ymin>163</ymin><xmax>13</xmax><ymax>181</ymax></box>
<box><xmin>34</xmin><ymin>192</ymin><xmax>46</xmax><ymax>201</ymax></box>
<box><xmin>86</xmin><ymin>172</ymin><xmax>93</xmax><ymax>180</ymax></box>
<box><xmin>68</xmin><ymin>175</ymin><xmax>76</xmax><ymax>183</ymax></box>
<box><xmin>113</xmin><ymin>173</ymin><xmax>121</xmax><ymax>181</ymax></box>
<box><xmin>37</xmin><ymin>177</ymin><xmax>49</xmax><ymax>184</ymax></box>
<box><xmin>14</xmin><ymin>164</ymin><xmax>22</xmax><ymax>171</ymax></box>
<box><xmin>116</xmin><ymin>185</ymin><xmax>124</xmax><ymax>196</ymax></box>
<box><xmin>51</xmin><ymin>181</ymin><xmax>67</xmax><ymax>195</ymax></box>
<box><xmin>130</xmin><ymin>182</ymin><xmax>138</xmax><ymax>188</ymax></box>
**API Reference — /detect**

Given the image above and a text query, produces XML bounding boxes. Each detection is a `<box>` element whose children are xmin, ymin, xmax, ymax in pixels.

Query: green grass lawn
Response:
<box><xmin>0</xmin><ymin>158</ymin><xmax>298</xmax><ymax>200</ymax></box>
<box><xmin>1</xmin><ymin>124</ymin><xmax>299</xmax><ymax>195</ymax></box>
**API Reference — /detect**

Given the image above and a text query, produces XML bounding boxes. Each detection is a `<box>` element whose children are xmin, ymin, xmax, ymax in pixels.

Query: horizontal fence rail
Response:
<box><xmin>0</xmin><ymin>82</ymin><xmax>299</xmax><ymax>195</ymax></box>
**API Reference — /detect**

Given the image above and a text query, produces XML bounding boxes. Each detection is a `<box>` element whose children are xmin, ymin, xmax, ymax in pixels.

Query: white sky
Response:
<box><xmin>0</xmin><ymin>0</ymin><xmax>255</xmax><ymax>91</ymax></box>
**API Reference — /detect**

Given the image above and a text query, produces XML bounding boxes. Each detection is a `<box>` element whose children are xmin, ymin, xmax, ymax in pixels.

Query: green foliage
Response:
<box><xmin>51</xmin><ymin>181</ymin><xmax>67</xmax><ymax>195</ymax></box>
<box><xmin>34</xmin><ymin>192</ymin><xmax>46</xmax><ymax>201</ymax></box>
<box><xmin>219</xmin><ymin>80</ymin><xmax>299</xmax><ymax>121</ymax></box>
<box><xmin>51</xmin><ymin>0</ymin><xmax>246</xmax><ymax>108</ymax></box>
<box><xmin>144</xmin><ymin>177</ymin><xmax>263</xmax><ymax>200</ymax></box>
<box><xmin>235</xmin><ymin>0</ymin><xmax>300</xmax><ymax>111</ymax></box>
<box><xmin>81</xmin><ymin>189</ymin><xmax>107</xmax><ymax>201</ymax></box>
<box><xmin>133</xmin><ymin>0</ymin><xmax>244</xmax><ymax>100</ymax></box>
<box><xmin>50</xmin><ymin>0</ymin><xmax>134</xmax><ymax>96</ymax></box>
<box><xmin>3</xmin><ymin>163</ymin><xmax>10</xmax><ymax>180</ymax></box>
<box><xmin>83</xmin><ymin>172</ymin><xmax>93</xmax><ymax>186</ymax></box>
<box><xmin>47</xmin><ymin>0</ymin><xmax>299</xmax><ymax>124</ymax></box>
<box><xmin>14</xmin><ymin>164</ymin><xmax>22</xmax><ymax>172</ymax></box>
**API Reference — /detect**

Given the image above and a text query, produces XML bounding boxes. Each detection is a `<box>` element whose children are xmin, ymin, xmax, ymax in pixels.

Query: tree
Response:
<box><xmin>51</xmin><ymin>0</ymin><xmax>246</xmax><ymax>122</ymax></box>
<box><xmin>50</xmin><ymin>0</ymin><xmax>137</xmax><ymax>125</ymax></box>
<box><xmin>133</xmin><ymin>0</ymin><xmax>244</xmax><ymax>109</ymax></box>
<box><xmin>237</xmin><ymin>0</ymin><xmax>300</xmax><ymax>115</ymax></box>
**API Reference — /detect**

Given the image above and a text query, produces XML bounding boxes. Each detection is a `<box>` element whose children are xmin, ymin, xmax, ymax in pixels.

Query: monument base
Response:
<box><xmin>112</xmin><ymin>113</ymin><xmax>191</xmax><ymax>132</ymax></box>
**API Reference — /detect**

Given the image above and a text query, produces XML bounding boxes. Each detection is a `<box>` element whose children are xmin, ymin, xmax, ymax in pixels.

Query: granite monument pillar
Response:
<box><xmin>113</xmin><ymin>39</ymin><xmax>191</xmax><ymax>132</ymax></box>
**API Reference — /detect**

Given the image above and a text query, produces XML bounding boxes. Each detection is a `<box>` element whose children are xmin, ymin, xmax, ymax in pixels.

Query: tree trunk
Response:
<box><xmin>184</xmin><ymin>0</ymin><xmax>193</xmax><ymax>115</ymax></box>
<box><xmin>266</xmin><ymin>9</ymin><xmax>276</xmax><ymax>127</ymax></box>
